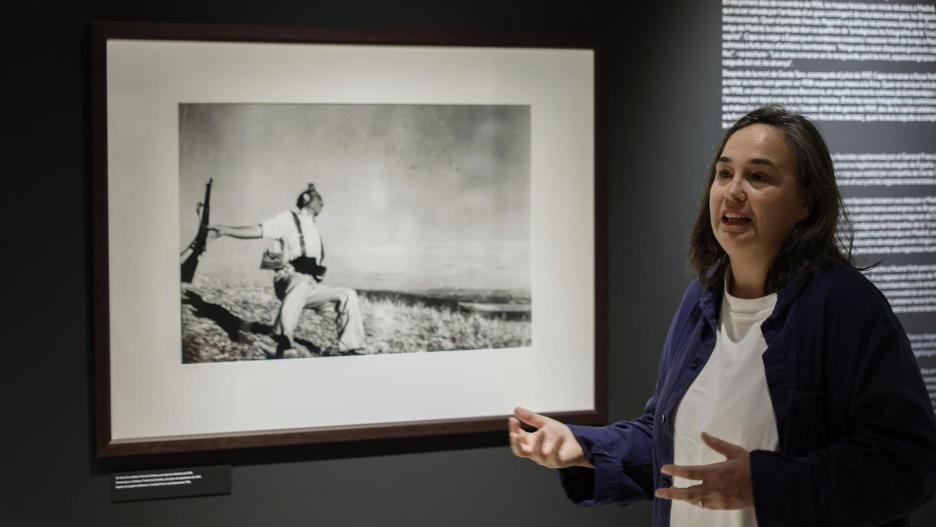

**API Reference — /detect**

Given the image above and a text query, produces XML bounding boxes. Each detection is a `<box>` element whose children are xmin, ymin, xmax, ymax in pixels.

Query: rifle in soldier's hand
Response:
<box><xmin>180</xmin><ymin>178</ymin><xmax>213</xmax><ymax>283</ymax></box>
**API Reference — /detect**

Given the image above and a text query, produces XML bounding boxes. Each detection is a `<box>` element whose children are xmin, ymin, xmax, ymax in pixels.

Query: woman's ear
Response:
<box><xmin>797</xmin><ymin>189</ymin><xmax>813</xmax><ymax>222</ymax></box>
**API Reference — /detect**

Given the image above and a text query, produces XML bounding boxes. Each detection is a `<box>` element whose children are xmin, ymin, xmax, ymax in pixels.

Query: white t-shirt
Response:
<box><xmin>669</xmin><ymin>283</ymin><xmax>779</xmax><ymax>527</ymax></box>
<box><xmin>260</xmin><ymin>209</ymin><xmax>324</xmax><ymax>263</ymax></box>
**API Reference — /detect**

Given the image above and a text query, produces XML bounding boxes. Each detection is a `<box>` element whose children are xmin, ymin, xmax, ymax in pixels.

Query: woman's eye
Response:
<box><xmin>750</xmin><ymin>173</ymin><xmax>766</xmax><ymax>182</ymax></box>
<box><xmin>717</xmin><ymin>170</ymin><xmax>731</xmax><ymax>179</ymax></box>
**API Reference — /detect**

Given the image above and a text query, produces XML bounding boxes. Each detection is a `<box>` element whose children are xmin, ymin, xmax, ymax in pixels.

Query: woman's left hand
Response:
<box><xmin>654</xmin><ymin>432</ymin><xmax>753</xmax><ymax>510</ymax></box>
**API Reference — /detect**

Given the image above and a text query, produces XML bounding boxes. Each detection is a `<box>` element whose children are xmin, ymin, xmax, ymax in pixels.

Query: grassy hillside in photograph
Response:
<box><xmin>181</xmin><ymin>274</ymin><xmax>531</xmax><ymax>363</ymax></box>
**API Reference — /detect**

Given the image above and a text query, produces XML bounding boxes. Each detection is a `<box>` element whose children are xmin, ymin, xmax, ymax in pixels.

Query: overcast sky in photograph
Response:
<box><xmin>179</xmin><ymin>103</ymin><xmax>530</xmax><ymax>291</ymax></box>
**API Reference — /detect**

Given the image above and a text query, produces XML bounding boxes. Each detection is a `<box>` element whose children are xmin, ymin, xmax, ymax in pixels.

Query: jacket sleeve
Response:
<box><xmin>557</xmin><ymin>402</ymin><xmax>657</xmax><ymax>506</ymax></box>
<box><xmin>751</xmin><ymin>287</ymin><xmax>936</xmax><ymax>526</ymax></box>
<box><xmin>556</xmin><ymin>282</ymin><xmax>703</xmax><ymax>506</ymax></box>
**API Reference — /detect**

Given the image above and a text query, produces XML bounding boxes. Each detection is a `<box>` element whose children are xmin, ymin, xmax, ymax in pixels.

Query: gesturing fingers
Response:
<box><xmin>660</xmin><ymin>461</ymin><xmax>722</xmax><ymax>481</ymax></box>
<box><xmin>514</xmin><ymin>406</ymin><xmax>547</xmax><ymax>429</ymax></box>
<box><xmin>508</xmin><ymin>408</ymin><xmax>588</xmax><ymax>469</ymax></box>
<box><xmin>655</xmin><ymin>483</ymin><xmax>706</xmax><ymax>503</ymax></box>
<box><xmin>700</xmin><ymin>431</ymin><xmax>747</xmax><ymax>458</ymax></box>
<box><xmin>657</xmin><ymin>440</ymin><xmax>754</xmax><ymax>509</ymax></box>
<box><xmin>540</xmin><ymin>436</ymin><xmax>559</xmax><ymax>464</ymax></box>
<box><xmin>507</xmin><ymin>417</ymin><xmax>527</xmax><ymax>457</ymax></box>
<box><xmin>509</xmin><ymin>418</ymin><xmax>559</xmax><ymax>467</ymax></box>
<box><xmin>528</xmin><ymin>424</ymin><xmax>547</xmax><ymax>459</ymax></box>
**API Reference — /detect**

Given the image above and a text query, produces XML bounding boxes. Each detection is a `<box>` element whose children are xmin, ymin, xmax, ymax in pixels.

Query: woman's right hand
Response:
<box><xmin>508</xmin><ymin>407</ymin><xmax>593</xmax><ymax>469</ymax></box>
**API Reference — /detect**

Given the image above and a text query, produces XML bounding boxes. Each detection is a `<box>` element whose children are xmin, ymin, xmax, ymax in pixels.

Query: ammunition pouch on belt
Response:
<box><xmin>291</xmin><ymin>256</ymin><xmax>326</xmax><ymax>280</ymax></box>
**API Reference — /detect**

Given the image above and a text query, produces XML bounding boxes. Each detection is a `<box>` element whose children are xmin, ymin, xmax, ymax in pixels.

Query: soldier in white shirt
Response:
<box><xmin>209</xmin><ymin>184</ymin><xmax>365</xmax><ymax>357</ymax></box>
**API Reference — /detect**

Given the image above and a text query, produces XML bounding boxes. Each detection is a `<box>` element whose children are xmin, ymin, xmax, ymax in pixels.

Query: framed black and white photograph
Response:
<box><xmin>92</xmin><ymin>22</ymin><xmax>605</xmax><ymax>456</ymax></box>
<box><xmin>178</xmin><ymin>103</ymin><xmax>532</xmax><ymax>361</ymax></box>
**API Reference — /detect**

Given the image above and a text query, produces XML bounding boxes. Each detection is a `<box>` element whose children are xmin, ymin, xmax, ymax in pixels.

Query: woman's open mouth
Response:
<box><xmin>722</xmin><ymin>212</ymin><xmax>751</xmax><ymax>226</ymax></box>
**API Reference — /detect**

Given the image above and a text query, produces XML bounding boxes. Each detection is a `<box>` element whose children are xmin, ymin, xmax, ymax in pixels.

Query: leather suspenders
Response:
<box><xmin>290</xmin><ymin>211</ymin><xmax>324</xmax><ymax>263</ymax></box>
<box><xmin>290</xmin><ymin>212</ymin><xmax>307</xmax><ymax>257</ymax></box>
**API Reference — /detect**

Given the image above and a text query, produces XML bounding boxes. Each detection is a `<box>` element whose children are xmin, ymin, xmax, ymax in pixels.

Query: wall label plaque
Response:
<box><xmin>111</xmin><ymin>465</ymin><xmax>231</xmax><ymax>502</ymax></box>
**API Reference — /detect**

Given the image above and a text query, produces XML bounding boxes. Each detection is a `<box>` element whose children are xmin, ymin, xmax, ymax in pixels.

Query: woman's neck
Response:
<box><xmin>727</xmin><ymin>260</ymin><xmax>769</xmax><ymax>299</ymax></box>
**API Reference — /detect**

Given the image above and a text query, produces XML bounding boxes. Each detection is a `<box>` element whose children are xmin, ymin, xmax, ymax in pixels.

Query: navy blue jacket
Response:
<box><xmin>560</xmin><ymin>262</ymin><xmax>936</xmax><ymax>526</ymax></box>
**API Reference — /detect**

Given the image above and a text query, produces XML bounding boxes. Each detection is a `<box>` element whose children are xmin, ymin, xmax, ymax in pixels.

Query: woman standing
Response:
<box><xmin>508</xmin><ymin>107</ymin><xmax>936</xmax><ymax>526</ymax></box>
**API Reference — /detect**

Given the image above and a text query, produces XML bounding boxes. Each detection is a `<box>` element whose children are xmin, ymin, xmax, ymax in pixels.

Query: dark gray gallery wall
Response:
<box><xmin>3</xmin><ymin>1</ymin><xmax>935</xmax><ymax>525</ymax></box>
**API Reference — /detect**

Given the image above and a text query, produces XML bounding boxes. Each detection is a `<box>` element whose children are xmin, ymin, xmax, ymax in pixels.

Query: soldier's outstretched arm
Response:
<box><xmin>208</xmin><ymin>224</ymin><xmax>262</xmax><ymax>240</ymax></box>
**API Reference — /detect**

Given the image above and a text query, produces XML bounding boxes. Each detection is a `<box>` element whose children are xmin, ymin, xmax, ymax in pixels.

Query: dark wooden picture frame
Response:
<box><xmin>91</xmin><ymin>21</ymin><xmax>606</xmax><ymax>457</ymax></box>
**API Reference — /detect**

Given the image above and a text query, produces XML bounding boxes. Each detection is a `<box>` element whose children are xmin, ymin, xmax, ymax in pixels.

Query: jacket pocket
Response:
<box><xmin>784</xmin><ymin>390</ymin><xmax>827</xmax><ymax>456</ymax></box>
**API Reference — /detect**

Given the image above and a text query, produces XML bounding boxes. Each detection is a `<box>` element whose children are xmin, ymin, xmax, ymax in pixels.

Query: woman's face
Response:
<box><xmin>709</xmin><ymin>124</ymin><xmax>810</xmax><ymax>267</ymax></box>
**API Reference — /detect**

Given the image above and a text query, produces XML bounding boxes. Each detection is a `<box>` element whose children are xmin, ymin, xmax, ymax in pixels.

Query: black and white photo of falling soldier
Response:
<box><xmin>178</xmin><ymin>103</ymin><xmax>532</xmax><ymax>363</ymax></box>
